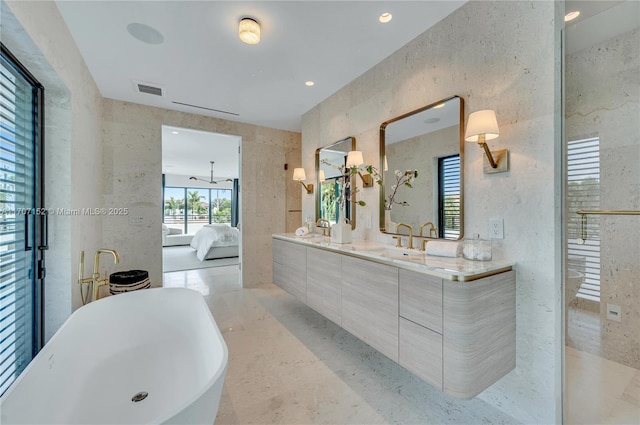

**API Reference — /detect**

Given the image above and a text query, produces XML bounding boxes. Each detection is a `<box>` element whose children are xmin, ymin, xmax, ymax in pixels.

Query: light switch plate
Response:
<box><xmin>489</xmin><ymin>218</ymin><xmax>504</xmax><ymax>239</ymax></box>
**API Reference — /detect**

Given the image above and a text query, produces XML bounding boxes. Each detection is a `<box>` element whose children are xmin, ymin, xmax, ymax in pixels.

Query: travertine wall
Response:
<box><xmin>2</xmin><ymin>1</ymin><xmax>104</xmax><ymax>340</ymax></box>
<box><xmin>101</xmin><ymin>99</ymin><xmax>301</xmax><ymax>290</ymax></box>
<box><xmin>566</xmin><ymin>28</ymin><xmax>640</xmax><ymax>368</ymax></box>
<box><xmin>301</xmin><ymin>1</ymin><xmax>562</xmax><ymax>423</ymax></box>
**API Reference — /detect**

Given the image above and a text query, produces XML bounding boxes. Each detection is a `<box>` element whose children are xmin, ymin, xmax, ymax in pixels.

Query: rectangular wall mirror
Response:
<box><xmin>315</xmin><ymin>136</ymin><xmax>357</xmax><ymax>229</ymax></box>
<box><xmin>379</xmin><ymin>96</ymin><xmax>464</xmax><ymax>239</ymax></box>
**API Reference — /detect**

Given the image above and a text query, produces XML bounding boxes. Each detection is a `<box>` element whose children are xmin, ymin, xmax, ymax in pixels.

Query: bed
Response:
<box><xmin>190</xmin><ymin>224</ymin><xmax>240</xmax><ymax>261</ymax></box>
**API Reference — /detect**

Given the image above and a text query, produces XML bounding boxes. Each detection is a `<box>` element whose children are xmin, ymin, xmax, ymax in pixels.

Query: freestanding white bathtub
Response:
<box><xmin>0</xmin><ymin>287</ymin><xmax>228</xmax><ymax>424</ymax></box>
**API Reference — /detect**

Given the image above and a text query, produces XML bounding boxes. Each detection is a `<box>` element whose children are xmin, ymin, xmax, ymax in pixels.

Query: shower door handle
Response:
<box><xmin>38</xmin><ymin>210</ymin><xmax>49</xmax><ymax>250</ymax></box>
<box><xmin>24</xmin><ymin>210</ymin><xmax>32</xmax><ymax>251</ymax></box>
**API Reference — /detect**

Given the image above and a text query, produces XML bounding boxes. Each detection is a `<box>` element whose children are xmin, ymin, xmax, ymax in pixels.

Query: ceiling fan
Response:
<box><xmin>189</xmin><ymin>161</ymin><xmax>233</xmax><ymax>184</ymax></box>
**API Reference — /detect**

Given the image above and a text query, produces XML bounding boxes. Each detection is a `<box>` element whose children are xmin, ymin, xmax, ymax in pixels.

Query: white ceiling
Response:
<box><xmin>564</xmin><ymin>1</ymin><xmax>637</xmax><ymax>55</ymax></box>
<box><xmin>161</xmin><ymin>126</ymin><xmax>240</xmax><ymax>178</ymax></box>
<box><xmin>55</xmin><ymin>1</ymin><xmax>467</xmax><ymax>133</ymax></box>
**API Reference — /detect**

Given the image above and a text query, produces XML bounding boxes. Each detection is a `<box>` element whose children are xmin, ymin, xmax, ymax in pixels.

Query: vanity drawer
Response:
<box><xmin>273</xmin><ymin>238</ymin><xmax>306</xmax><ymax>265</ymax></box>
<box><xmin>399</xmin><ymin>317</ymin><xmax>443</xmax><ymax>390</ymax></box>
<box><xmin>399</xmin><ymin>269</ymin><xmax>443</xmax><ymax>334</ymax></box>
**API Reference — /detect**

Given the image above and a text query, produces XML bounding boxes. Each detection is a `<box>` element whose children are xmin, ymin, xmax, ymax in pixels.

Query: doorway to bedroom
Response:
<box><xmin>160</xmin><ymin>126</ymin><xmax>241</xmax><ymax>277</ymax></box>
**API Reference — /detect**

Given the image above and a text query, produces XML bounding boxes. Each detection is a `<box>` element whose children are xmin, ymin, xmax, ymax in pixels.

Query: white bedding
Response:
<box><xmin>190</xmin><ymin>224</ymin><xmax>240</xmax><ymax>261</ymax></box>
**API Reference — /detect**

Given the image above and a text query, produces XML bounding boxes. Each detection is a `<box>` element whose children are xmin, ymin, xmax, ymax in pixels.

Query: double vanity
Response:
<box><xmin>285</xmin><ymin>94</ymin><xmax>516</xmax><ymax>398</ymax></box>
<box><xmin>272</xmin><ymin>234</ymin><xmax>516</xmax><ymax>399</ymax></box>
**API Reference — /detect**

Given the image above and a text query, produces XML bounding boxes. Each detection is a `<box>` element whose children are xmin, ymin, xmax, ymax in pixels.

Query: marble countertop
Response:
<box><xmin>273</xmin><ymin>233</ymin><xmax>515</xmax><ymax>282</ymax></box>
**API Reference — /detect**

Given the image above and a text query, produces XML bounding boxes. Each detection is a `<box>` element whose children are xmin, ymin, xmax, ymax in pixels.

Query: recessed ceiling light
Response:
<box><xmin>127</xmin><ymin>23</ymin><xmax>164</xmax><ymax>44</ymax></box>
<box><xmin>171</xmin><ymin>131</ymin><xmax>179</xmax><ymax>134</ymax></box>
<box><xmin>564</xmin><ymin>11</ymin><xmax>580</xmax><ymax>22</ymax></box>
<box><xmin>305</xmin><ymin>81</ymin><xmax>315</xmax><ymax>87</ymax></box>
<box><xmin>433</xmin><ymin>103</ymin><xmax>446</xmax><ymax>109</ymax></box>
<box><xmin>379</xmin><ymin>12</ymin><xmax>392</xmax><ymax>23</ymax></box>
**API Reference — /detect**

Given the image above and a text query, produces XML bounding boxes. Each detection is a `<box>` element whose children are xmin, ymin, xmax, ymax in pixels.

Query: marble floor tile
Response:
<box><xmin>565</xmin><ymin>347</ymin><xmax>640</xmax><ymax>425</ymax></box>
<box><xmin>164</xmin><ymin>266</ymin><xmax>520</xmax><ymax>425</ymax></box>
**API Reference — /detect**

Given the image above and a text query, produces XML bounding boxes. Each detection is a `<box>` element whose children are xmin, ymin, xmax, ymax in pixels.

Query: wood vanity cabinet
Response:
<box><xmin>306</xmin><ymin>249</ymin><xmax>342</xmax><ymax>326</ymax></box>
<box><xmin>271</xmin><ymin>236</ymin><xmax>516</xmax><ymax>400</ymax></box>
<box><xmin>443</xmin><ymin>270</ymin><xmax>516</xmax><ymax>399</ymax></box>
<box><xmin>398</xmin><ymin>269</ymin><xmax>444</xmax><ymax>389</ymax></box>
<box><xmin>272</xmin><ymin>239</ymin><xmax>307</xmax><ymax>303</ymax></box>
<box><xmin>341</xmin><ymin>256</ymin><xmax>399</xmax><ymax>362</ymax></box>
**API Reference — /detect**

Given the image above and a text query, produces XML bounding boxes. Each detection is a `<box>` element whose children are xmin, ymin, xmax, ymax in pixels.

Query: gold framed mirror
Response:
<box><xmin>379</xmin><ymin>96</ymin><xmax>464</xmax><ymax>239</ymax></box>
<box><xmin>315</xmin><ymin>136</ymin><xmax>357</xmax><ymax>229</ymax></box>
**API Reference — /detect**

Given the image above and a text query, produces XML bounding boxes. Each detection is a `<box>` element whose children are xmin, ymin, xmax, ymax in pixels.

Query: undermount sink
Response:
<box><xmin>360</xmin><ymin>245</ymin><xmax>425</xmax><ymax>259</ymax></box>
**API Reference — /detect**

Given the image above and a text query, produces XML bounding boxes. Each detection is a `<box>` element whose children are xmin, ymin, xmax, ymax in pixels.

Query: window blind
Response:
<box><xmin>439</xmin><ymin>154</ymin><xmax>461</xmax><ymax>239</ymax></box>
<box><xmin>567</xmin><ymin>137</ymin><xmax>601</xmax><ymax>302</ymax></box>
<box><xmin>0</xmin><ymin>47</ymin><xmax>38</xmax><ymax>396</ymax></box>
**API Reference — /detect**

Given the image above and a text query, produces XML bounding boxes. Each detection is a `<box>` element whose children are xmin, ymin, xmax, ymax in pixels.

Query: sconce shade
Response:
<box><xmin>293</xmin><ymin>168</ymin><xmax>306</xmax><ymax>181</ymax></box>
<box><xmin>318</xmin><ymin>170</ymin><xmax>326</xmax><ymax>182</ymax></box>
<box><xmin>464</xmin><ymin>110</ymin><xmax>500</xmax><ymax>142</ymax></box>
<box><xmin>346</xmin><ymin>150</ymin><xmax>364</xmax><ymax>167</ymax></box>
<box><xmin>239</xmin><ymin>17</ymin><xmax>261</xmax><ymax>45</ymax></box>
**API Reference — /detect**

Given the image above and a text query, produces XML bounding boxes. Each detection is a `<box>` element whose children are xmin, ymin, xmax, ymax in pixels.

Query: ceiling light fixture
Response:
<box><xmin>189</xmin><ymin>161</ymin><xmax>232</xmax><ymax>184</ymax></box>
<box><xmin>305</xmin><ymin>81</ymin><xmax>315</xmax><ymax>86</ymax></box>
<box><xmin>239</xmin><ymin>17</ymin><xmax>261</xmax><ymax>45</ymax></box>
<box><xmin>379</xmin><ymin>12</ymin><xmax>392</xmax><ymax>23</ymax></box>
<box><xmin>564</xmin><ymin>11</ymin><xmax>580</xmax><ymax>22</ymax></box>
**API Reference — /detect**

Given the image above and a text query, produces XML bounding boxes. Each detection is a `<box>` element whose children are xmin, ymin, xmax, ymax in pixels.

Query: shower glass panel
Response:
<box><xmin>563</xmin><ymin>1</ymin><xmax>639</xmax><ymax>424</ymax></box>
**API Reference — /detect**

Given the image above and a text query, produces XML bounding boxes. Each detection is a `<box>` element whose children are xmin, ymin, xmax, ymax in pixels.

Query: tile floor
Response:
<box><xmin>163</xmin><ymin>266</ymin><xmax>520</xmax><ymax>425</ymax></box>
<box><xmin>565</xmin><ymin>347</ymin><xmax>640</xmax><ymax>425</ymax></box>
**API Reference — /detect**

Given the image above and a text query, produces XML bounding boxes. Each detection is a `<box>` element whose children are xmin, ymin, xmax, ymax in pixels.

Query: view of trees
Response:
<box><xmin>163</xmin><ymin>187</ymin><xmax>233</xmax><ymax>230</ymax></box>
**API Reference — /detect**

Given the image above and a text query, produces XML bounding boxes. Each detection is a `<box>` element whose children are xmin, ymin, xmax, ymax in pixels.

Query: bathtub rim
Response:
<box><xmin>0</xmin><ymin>287</ymin><xmax>229</xmax><ymax>425</ymax></box>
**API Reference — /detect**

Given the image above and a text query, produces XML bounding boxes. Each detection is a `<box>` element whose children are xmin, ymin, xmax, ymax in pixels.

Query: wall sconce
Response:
<box><xmin>346</xmin><ymin>150</ymin><xmax>373</xmax><ymax>187</ymax></box>
<box><xmin>239</xmin><ymin>17</ymin><xmax>261</xmax><ymax>45</ymax></box>
<box><xmin>318</xmin><ymin>170</ymin><xmax>326</xmax><ymax>183</ymax></box>
<box><xmin>464</xmin><ymin>109</ymin><xmax>509</xmax><ymax>174</ymax></box>
<box><xmin>293</xmin><ymin>168</ymin><xmax>313</xmax><ymax>194</ymax></box>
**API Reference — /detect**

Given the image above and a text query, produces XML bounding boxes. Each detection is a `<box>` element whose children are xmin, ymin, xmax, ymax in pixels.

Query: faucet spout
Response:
<box><xmin>419</xmin><ymin>222</ymin><xmax>438</xmax><ymax>238</ymax></box>
<box><xmin>395</xmin><ymin>223</ymin><xmax>414</xmax><ymax>249</ymax></box>
<box><xmin>315</xmin><ymin>218</ymin><xmax>331</xmax><ymax>237</ymax></box>
<box><xmin>93</xmin><ymin>249</ymin><xmax>120</xmax><ymax>276</ymax></box>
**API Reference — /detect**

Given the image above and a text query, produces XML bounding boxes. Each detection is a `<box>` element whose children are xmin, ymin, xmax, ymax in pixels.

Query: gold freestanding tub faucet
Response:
<box><xmin>78</xmin><ymin>249</ymin><xmax>120</xmax><ymax>304</ymax></box>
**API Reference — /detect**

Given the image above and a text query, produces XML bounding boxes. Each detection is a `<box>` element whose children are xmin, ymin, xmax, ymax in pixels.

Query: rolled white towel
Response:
<box><xmin>425</xmin><ymin>240</ymin><xmax>461</xmax><ymax>257</ymax></box>
<box><xmin>295</xmin><ymin>226</ymin><xmax>309</xmax><ymax>237</ymax></box>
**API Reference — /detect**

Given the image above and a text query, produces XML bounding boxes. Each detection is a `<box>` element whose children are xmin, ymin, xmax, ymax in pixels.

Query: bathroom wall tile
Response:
<box><xmin>301</xmin><ymin>1</ymin><xmax>562</xmax><ymax>423</ymax></box>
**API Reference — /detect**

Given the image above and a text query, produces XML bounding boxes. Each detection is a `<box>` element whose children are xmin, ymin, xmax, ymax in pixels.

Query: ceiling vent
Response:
<box><xmin>137</xmin><ymin>83</ymin><xmax>162</xmax><ymax>96</ymax></box>
<box><xmin>132</xmin><ymin>80</ymin><xmax>164</xmax><ymax>97</ymax></box>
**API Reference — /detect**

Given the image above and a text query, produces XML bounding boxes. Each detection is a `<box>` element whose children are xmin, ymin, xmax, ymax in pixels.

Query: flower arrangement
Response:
<box><xmin>320</xmin><ymin>159</ymin><xmax>367</xmax><ymax>215</ymax></box>
<box><xmin>366</xmin><ymin>165</ymin><xmax>418</xmax><ymax>210</ymax></box>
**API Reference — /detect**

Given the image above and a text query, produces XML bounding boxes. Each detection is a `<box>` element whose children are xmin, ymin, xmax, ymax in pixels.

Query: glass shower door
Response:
<box><xmin>563</xmin><ymin>1</ymin><xmax>640</xmax><ymax>424</ymax></box>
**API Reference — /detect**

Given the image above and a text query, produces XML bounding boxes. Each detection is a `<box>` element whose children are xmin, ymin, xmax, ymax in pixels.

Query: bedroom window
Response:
<box><xmin>163</xmin><ymin>186</ymin><xmax>232</xmax><ymax>234</ymax></box>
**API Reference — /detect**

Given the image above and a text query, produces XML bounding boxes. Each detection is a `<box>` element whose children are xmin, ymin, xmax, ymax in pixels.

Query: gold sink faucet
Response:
<box><xmin>78</xmin><ymin>249</ymin><xmax>120</xmax><ymax>304</ymax></box>
<box><xmin>395</xmin><ymin>223</ymin><xmax>414</xmax><ymax>249</ymax></box>
<box><xmin>419</xmin><ymin>221</ymin><xmax>438</xmax><ymax>238</ymax></box>
<box><xmin>316</xmin><ymin>218</ymin><xmax>331</xmax><ymax>237</ymax></box>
